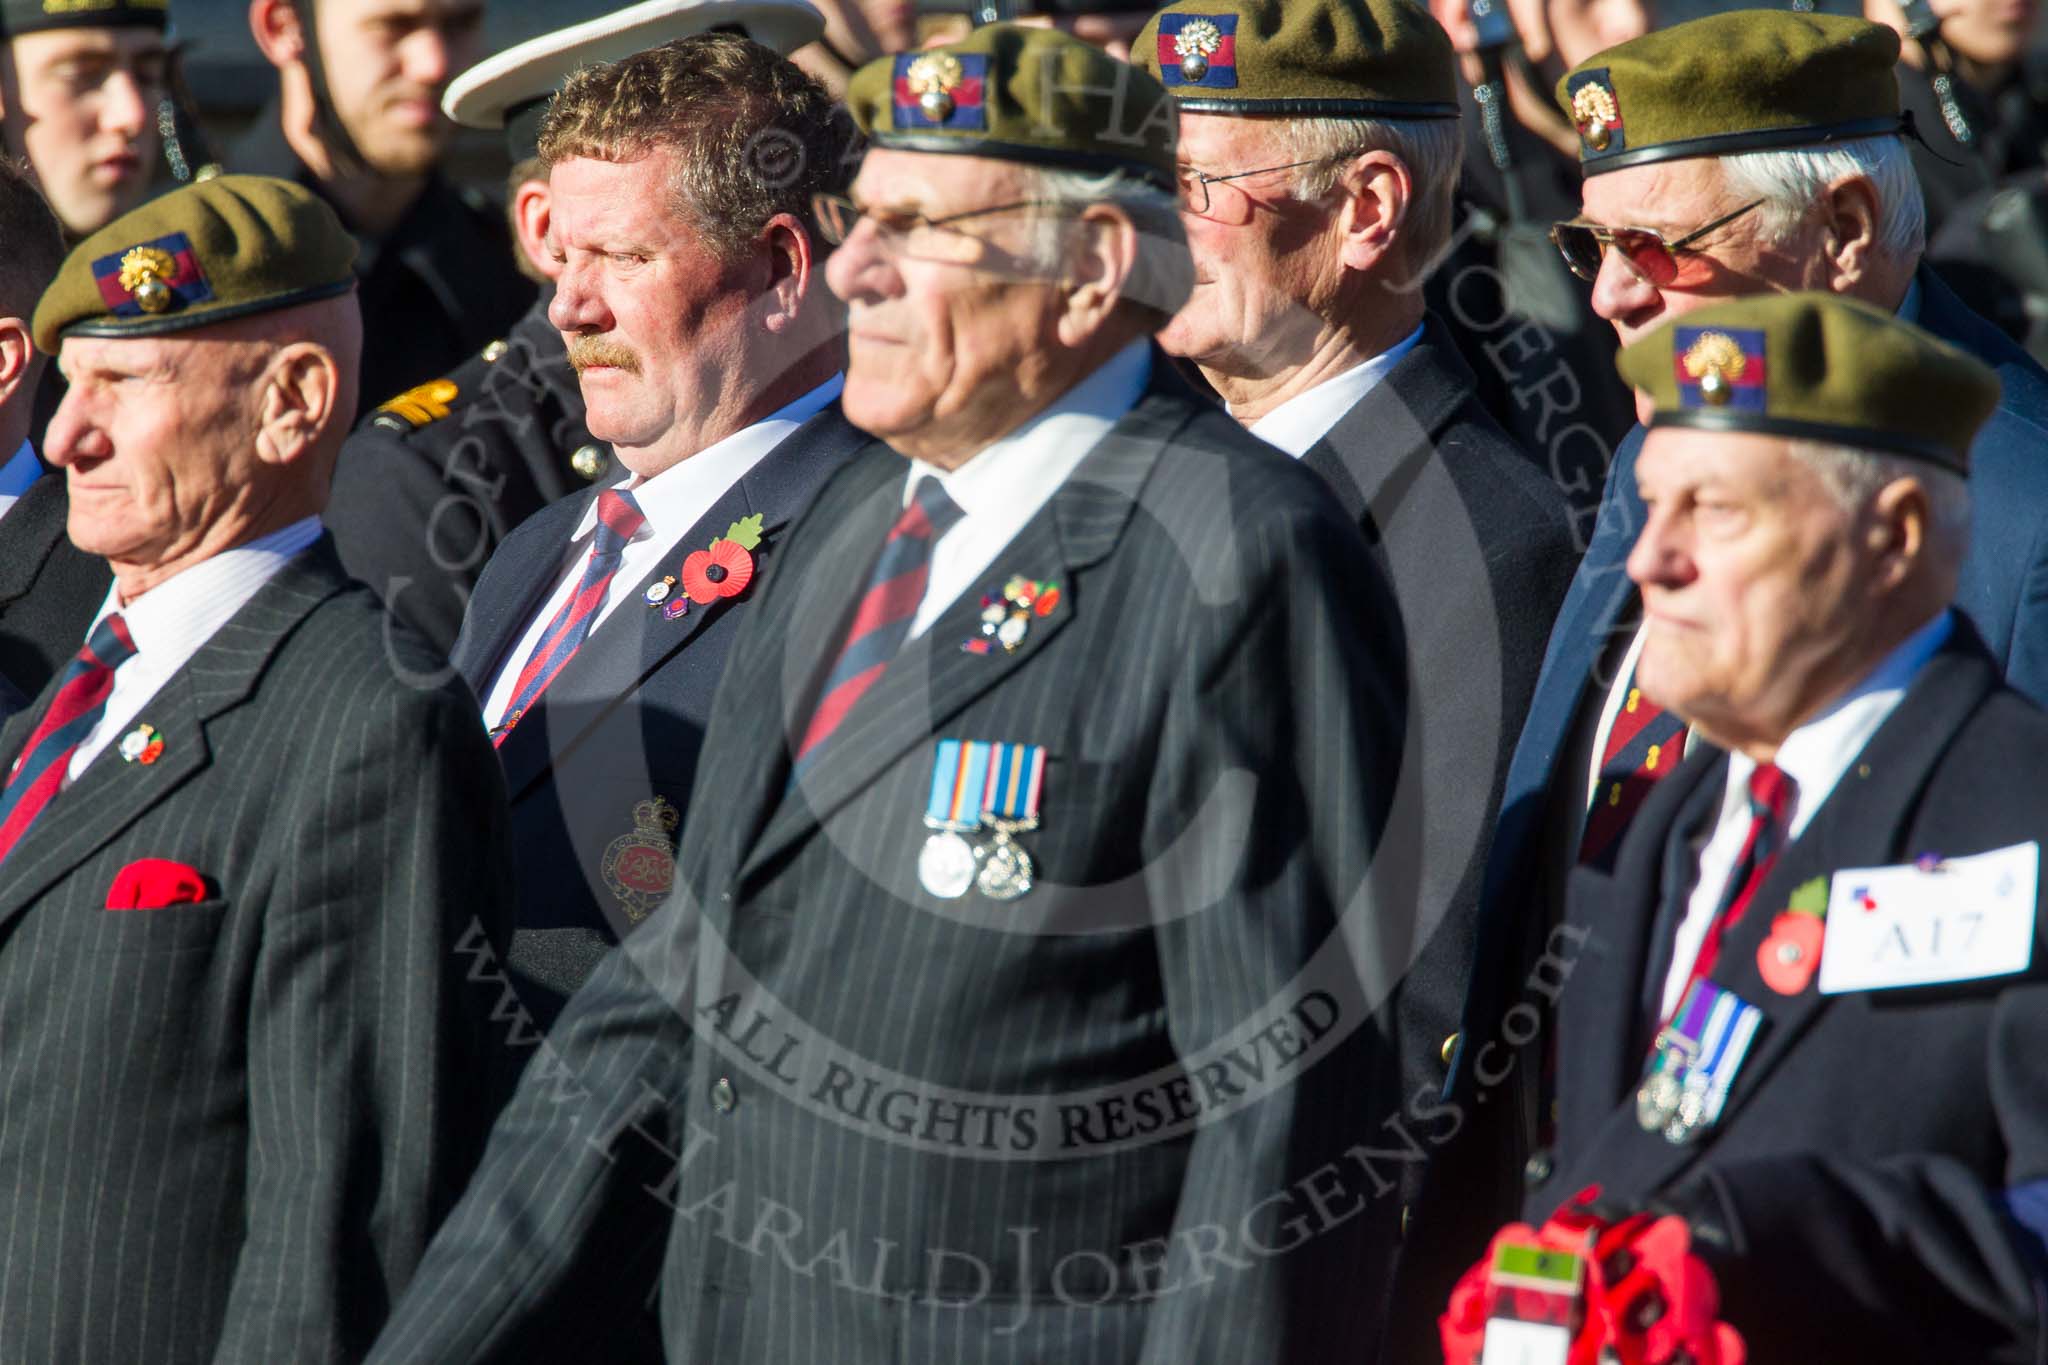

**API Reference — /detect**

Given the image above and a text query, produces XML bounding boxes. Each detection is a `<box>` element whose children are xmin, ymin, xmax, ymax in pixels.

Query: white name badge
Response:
<box><xmin>1818</xmin><ymin>842</ymin><xmax>2038</xmax><ymax>995</ymax></box>
<box><xmin>1480</xmin><ymin>1319</ymin><xmax>1573</xmax><ymax>1365</ymax></box>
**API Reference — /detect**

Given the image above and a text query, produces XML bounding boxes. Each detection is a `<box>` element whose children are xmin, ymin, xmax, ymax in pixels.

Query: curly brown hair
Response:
<box><xmin>538</xmin><ymin>32</ymin><xmax>858</xmax><ymax>264</ymax></box>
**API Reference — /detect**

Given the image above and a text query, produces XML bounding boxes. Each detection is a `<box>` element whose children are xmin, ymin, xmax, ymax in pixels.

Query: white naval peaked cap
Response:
<box><xmin>443</xmin><ymin>0</ymin><xmax>828</xmax><ymax>131</ymax></box>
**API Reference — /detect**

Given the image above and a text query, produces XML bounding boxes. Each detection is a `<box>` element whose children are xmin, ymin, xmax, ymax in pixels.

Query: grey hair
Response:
<box><xmin>1014</xmin><ymin>164</ymin><xmax>1195</xmax><ymax>319</ymax></box>
<box><xmin>1789</xmin><ymin>438</ymin><xmax>1970</xmax><ymax>558</ymax></box>
<box><xmin>1718</xmin><ymin>136</ymin><xmax>1926</xmax><ymax>264</ymax></box>
<box><xmin>1276</xmin><ymin>116</ymin><xmax>1465</xmax><ymax>266</ymax></box>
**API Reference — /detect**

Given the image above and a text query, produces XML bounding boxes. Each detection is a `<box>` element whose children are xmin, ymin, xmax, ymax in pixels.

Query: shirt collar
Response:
<box><xmin>1725</xmin><ymin>609</ymin><xmax>1953</xmax><ymax>839</ymax></box>
<box><xmin>90</xmin><ymin>516</ymin><xmax>325</xmax><ymax>658</ymax></box>
<box><xmin>1897</xmin><ymin>275</ymin><xmax>1924</xmax><ymax>324</ymax></box>
<box><xmin>1241</xmin><ymin>324</ymin><xmax>1425</xmax><ymax>459</ymax></box>
<box><xmin>902</xmin><ymin>339</ymin><xmax>1151</xmax><ymax>516</ymax></box>
<box><xmin>0</xmin><ymin>440</ymin><xmax>39</xmax><ymax>501</ymax></box>
<box><xmin>572</xmin><ymin>374</ymin><xmax>844</xmax><ymax>544</ymax></box>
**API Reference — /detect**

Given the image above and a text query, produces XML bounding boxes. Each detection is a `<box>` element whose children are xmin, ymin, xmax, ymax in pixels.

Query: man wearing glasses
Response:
<box><xmin>1132</xmin><ymin>0</ymin><xmax>1579</xmax><ymax>1305</ymax></box>
<box><xmin>369</xmin><ymin>25</ymin><xmax>1413</xmax><ymax>1365</ymax></box>
<box><xmin>1403</xmin><ymin>9</ymin><xmax>2048</xmax><ymax>1348</ymax></box>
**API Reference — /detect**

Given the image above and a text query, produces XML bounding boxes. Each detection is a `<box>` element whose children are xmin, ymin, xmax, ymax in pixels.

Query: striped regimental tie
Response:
<box><xmin>493</xmin><ymin>488</ymin><xmax>646</xmax><ymax>747</ymax></box>
<box><xmin>1578</xmin><ymin>663</ymin><xmax>1691</xmax><ymax>870</ymax></box>
<box><xmin>0</xmin><ymin>613</ymin><xmax>138</xmax><ymax>865</ymax></box>
<box><xmin>794</xmin><ymin>476</ymin><xmax>965</xmax><ymax>768</ymax></box>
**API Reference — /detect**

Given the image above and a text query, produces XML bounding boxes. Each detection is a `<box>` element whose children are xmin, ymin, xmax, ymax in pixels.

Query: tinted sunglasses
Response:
<box><xmin>1549</xmin><ymin>199</ymin><xmax>1766</xmax><ymax>287</ymax></box>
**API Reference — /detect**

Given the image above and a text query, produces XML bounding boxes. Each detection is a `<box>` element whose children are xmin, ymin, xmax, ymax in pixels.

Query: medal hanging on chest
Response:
<box><xmin>975</xmin><ymin>742</ymin><xmax>1045</xmax><ymax>901</ymax></box>
<box><xmin>920</xmin><ymin>738</ymin><xmax>990</xmax><ymax>899</ymax></box>
<box><xmin>1635</xmin><ymin>980</ymin><xmax>1765</xmax><ymax>1145</ymax></box>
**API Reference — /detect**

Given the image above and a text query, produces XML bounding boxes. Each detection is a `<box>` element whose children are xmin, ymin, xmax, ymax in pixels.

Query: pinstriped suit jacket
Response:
<box><xmin>0</xmin><ymin>536</ymin><xmax>515</xmax><ymax>1365</ymax></box>
<box><xmin>370</xmin><ymin>362</ymin><xmax>1427</xmax><ymax>1364</ymax></box>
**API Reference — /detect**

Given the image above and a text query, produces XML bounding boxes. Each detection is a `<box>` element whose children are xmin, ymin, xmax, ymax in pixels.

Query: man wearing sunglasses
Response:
<box><xmin>1134</xmin><ymin>0</ymin><xmax>1580</xmax><ymax>1318</ymax></box>
<box><xmin>1401</xmin><ymin>8</ymin><xmax>2048</xmax><ymax>1346</ymax></box>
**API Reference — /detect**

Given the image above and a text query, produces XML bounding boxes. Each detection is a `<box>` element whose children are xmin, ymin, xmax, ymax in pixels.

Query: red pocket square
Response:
<box><xmin>106</xmin><ymin>858</ymin><xmax>210</xmax><ymax>911</ymax></box>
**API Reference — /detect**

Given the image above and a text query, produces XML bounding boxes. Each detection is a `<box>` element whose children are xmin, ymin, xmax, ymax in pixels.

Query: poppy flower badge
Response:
<box><xmin>645</xmin><ymin>514</ymin><xmax>766</xmax><ymax>621</ymax></box>
<box><xmin>1757</xmin><ymin>874</ymin><xmax>1829</xmax><ymax>996</ymax></box>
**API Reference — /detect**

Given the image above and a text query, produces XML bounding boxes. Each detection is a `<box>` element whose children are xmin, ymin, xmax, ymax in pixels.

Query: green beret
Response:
<box><xmin>33</xmin><ymin>175</ymin><xmax>357</xmax><ymax>353</ymax></box>
<box><xmin>844</xmin><ymin>24</ymin><xmax>1176</xmax><ymax>191</ymax></box>
<box><xmin>1616</xmin><ymin>292</ymin><xmax>1998</xmax><ymax>476</ymax></box>
<box><xmin>0</xmin><ymin>0</ymin><xmax>165</xmax><ymax>36</ymax></box>
<box><xmin>1134</xmin><ymin>0</ymin><xmax>1459</xmax><ymax>120</ymax></box>
<box><xmin>1557</xmin><ymin>12</ymin><xmax>1901</xmax><ymax>175</ymax></box>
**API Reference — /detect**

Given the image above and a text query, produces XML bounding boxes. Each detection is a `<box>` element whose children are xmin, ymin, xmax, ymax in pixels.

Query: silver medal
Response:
<box><xmin>918</xmin><ymin>830</ymin><xmax>980</xmax><ymax>899</ymax></box>
<box><xmin>976</xmin><ymin>834</ymin><xmax>1035</xmax><ymax>901</ymax></box>
<box><xmin>1635</xmin><ymin>1054</ymin><xmax>1684</xmax><ymax>1135</ymax></box>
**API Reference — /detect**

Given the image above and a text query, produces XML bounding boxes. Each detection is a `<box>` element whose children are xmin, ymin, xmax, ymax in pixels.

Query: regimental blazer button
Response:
<box><xmin>711</xmin><ymin>1077</ymin><xmax>737</xmax><ymax>1114</ymax></box>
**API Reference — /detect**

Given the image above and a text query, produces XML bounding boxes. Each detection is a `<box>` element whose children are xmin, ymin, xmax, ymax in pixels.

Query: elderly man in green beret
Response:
<box><xmin>1425</xmin><ymin>13</ymin><xmax>2048</xmax><ymax>1333</ymax></box>
<box><xmin>1439</xmin><ymin>291</ymin><xmax>2048</xmax><ymax>1365</ymax></box>
<box><xmin>0</xmin><ymin>173</ymin><xmax>514</xmax><ymax>1362</ymax></box>
<box><xmin>1134</xmin><ymin>0</ymin><xmax>1581</xmax><ymax>1280</ymax></box>
<box><xmin>367</xmin><ymin>24</ymin><xmax>1420</xmax><ymax>1365</ymax></box>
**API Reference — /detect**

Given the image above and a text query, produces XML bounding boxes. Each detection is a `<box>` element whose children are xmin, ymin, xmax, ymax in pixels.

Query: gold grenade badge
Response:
<box><xmin>1571</xmin><ymin>82</ymin><xmax>1620</xmax><ymax>151</ymax></box>
<box><xmin>118</xmin><ymin>245</ymin><xmax>178</xmax><ymax>315</ymax></box>
<box><xmin>1682</xmin><ymin>331</ymin><xmax>1749</xmax><ymax>406</ymax></box>
<box><xmin>1175</xmin><ymin>19</ymin><xmax>1224</xmax><ymax>81</ymax></box>
<box><xmin>906</xmin><ymin>53</ymin><xmax>964</xmax><ymax>122</ymax></box>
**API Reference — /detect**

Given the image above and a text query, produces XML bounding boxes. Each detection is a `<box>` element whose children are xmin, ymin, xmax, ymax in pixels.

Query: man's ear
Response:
<box><xmin>253</xmin><ymin>343</ymin><xmax>340</xmax><ymax>467</ymax></box>
<box><xmin>1334</xmin><ymin>150</ymin><xmax>1412</xmax><ymax>277</ymax></box>
<box><xmin>1868</xmin><ymin>474</ymin><xmax>1931</xmax><ymax>594</ymax></box>
<box><xmin>1821</xmin><ymin>173</ymin><xmax>1883</xmax><ymax>293</ymax></box>
<box><xmin>512</xmin><ymin>179</ymin><xmax>555</xmax><ymax>280</ymax></box>
<box><xmin>248</xmin><ymin>0</ymin><xmax>306</xmax><ymax>69</ymax></box>
<box><xmin>0</xmin><ymin>318</ymin><xmax>38</xmax><ymax>410</ymax></box>
<box><xmin>1055</xmin><ymin>204</ymin><xmax>1138</xmax><ymax>348</ymax></box>
<box><xmin>753</xmin><ymin>212</ymin><xmax>815</xmax><ymax>335</ymax></box>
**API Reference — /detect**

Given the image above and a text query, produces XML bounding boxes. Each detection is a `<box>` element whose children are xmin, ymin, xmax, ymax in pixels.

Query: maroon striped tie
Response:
<box><xmin>794</xmin><ymin>476</ymin><xmax>964</xmax><ymax>766</ymax></box>
<box><xmin>0</xmin><ymin>613</ymin><xmax>138</xmax><ymax>866</ymax></box>
<box><xmin>493</xmin><ymin>489</ymin><xmax>645</xmax><ymax>746</ymax></box>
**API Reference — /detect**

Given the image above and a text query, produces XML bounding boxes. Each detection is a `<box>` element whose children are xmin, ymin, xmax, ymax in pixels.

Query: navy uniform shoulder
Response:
<box><xmin>358</xmin><ymin>340</ymin><xmax>510</xmax><ymax>442</ymax></box>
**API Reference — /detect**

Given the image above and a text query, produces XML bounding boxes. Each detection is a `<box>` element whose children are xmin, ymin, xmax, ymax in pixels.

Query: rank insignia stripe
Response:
<box><xmin>892</xmin><ymin>52</ymin><xmax>989</xmax><ymax>131</ymax></box>
<box><xmin>90</xmin><ymin>231</ymin><xmax>211</xmax><ymax>318</ymax></box>
<box><xmin>377</xmin><ymin>377</ymin><xmax>460</xmax><ymax>427</ymax></box>
<box><xmin>1157</xmin><ymin>13</ymin><xmax>1238</xmax><ymax>88</ymax></box>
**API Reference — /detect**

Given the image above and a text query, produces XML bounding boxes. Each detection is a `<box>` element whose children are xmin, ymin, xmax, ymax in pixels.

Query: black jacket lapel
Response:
<box><xmin>0</xmin><ymin>539</ymin><xmax>353</xmax><ymax>928</ymax></box>
<box><xmin>736</xmin><ymin>384</ymin><xmax>1180</xmax><ymax>889</ymax></box>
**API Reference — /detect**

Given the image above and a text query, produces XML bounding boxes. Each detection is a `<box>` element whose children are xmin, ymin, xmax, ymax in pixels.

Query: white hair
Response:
<box><xmin>1014</xmin><ymin>164</ymin><xmax>1194</xmax><ymax>317</ymax></box>
<box><xmin>1276</xmin><ymin>115</ymin><xmax>1465</xmax><ymax>267</ymax></box>
<box><xmin>1718</xmin><ymin>136</ymin><xmax>1926</xmax><ymax>265</ymax></box>
<box><xmin>1789</xmin><ymin>438</ymin><xmax>1970</xmax><ymax>558</ymax></box>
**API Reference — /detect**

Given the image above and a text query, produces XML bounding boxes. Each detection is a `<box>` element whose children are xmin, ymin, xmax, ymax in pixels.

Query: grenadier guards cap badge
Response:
<box><xmin>1677</xmin><ymin>329</ymin><xmax>1763</xmax><ymax>410</ymax></box>
<box><xmin>1566</xmin><ymin>70</ymin><xmax>1623</xmax><ymax>153</ymax></box>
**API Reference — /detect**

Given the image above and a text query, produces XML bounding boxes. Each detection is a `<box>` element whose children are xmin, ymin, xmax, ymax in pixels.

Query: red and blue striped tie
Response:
<box><xmin>0</xmin><ymin>613</ymin><xmax>138</xmax><ymax>865</ymax></box>
<box><xmin>493</xmin><ymin>488</ymin><xmax>645</xmax><ymax>746</ymax></box>
<box><xmin>795</xmin><ymin>476</ymin><xmax>964</xmax><ymax>766</ymax></box>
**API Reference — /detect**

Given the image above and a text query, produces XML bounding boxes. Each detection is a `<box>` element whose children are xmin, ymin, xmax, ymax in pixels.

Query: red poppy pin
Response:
<box><xmin>661</xmin><ymin>514</ymin><xmax>766</xmax><ymax>617</ymax></box>
<box><xmin>1757</xmin><ymin>874</ymin><xmax>1830</xmax><ymax>996</ymax></box>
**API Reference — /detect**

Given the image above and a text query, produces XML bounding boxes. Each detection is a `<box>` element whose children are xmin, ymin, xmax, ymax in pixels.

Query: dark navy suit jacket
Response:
<box><xmin>1394</xmin><ymin>268</ymin><xmax>2048</xmax><ymax>1345</ymax></box>
<box><xmin>452</xmin><ymin>401</ymin><xmax>867</xmax><ymax>1027</ymax></box>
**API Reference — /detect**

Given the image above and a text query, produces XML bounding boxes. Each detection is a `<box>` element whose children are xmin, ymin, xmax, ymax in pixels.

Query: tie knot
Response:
<box><xmin>85</xmin><ymin>612</ymin><xmax>136</xmax><ymax>672</ymax></box>
<box><xmin>595</xmin><ymin>488</ymin><xmax>646</xmax><ymax>548</ymax></box>
<box><xmin>899</xmin><ymin>476</ymin><xmax>965</xmax><ymax>543</ymax></box>
<box><xmin>1748</xmin><ymin>762</ymin><xmax>1794</xmax><ymax>826</ymax></box>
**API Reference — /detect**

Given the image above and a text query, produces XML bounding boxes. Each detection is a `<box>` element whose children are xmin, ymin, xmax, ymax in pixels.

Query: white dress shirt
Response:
<box><xmin>481</xmin><ymin>375</ymin><xmax>842</xmax><ymax>729</ymax></box>
<box><xmin>69</xmin><ymin>515</ymin><xmax>326</xmax><ymax>781</ymax></box>
<box><xmin>900</xmin><ymin>340</ymin><xmax>1149</xmax><ymax>638</ymax></box>
<box><xmin>0</xmin><ymin>440</ymin><xmax>39</xmax><ymax>522</ymax></box>
<box><xmin>1656</xmin><ymin>610</ymin><xmax>1954</xmax><ymax>1018</ymax></box>
<box><xmin>1241</xmin><ymin>325</ymin><xmax>1424</xmax><ymax>459</ymax></box>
